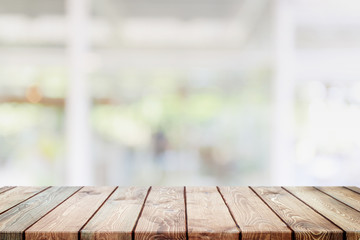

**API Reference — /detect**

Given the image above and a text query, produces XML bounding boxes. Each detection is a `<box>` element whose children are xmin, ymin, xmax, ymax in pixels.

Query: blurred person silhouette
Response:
<box><xmin>152</xmin><ymin>129</ymin><xmax>168</xmax><ymax>165</ymax></box>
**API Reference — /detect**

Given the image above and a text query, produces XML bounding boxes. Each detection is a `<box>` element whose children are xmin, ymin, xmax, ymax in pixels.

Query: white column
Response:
<box><xmin>65</xmin><ymin>0</ymin><xmax>93</xmax><ymax>185</ymax></box>
<box><xmin>271</xmin><ymin>0</ymin><xmax>295</xmax><ymax>185</ymax></box>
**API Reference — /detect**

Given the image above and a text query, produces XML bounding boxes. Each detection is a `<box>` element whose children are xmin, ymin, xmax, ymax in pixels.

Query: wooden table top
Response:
<box><xmin>0</xmin><ymin>186</ymin><xmax>360</xmax><ymax>240</ymax></box>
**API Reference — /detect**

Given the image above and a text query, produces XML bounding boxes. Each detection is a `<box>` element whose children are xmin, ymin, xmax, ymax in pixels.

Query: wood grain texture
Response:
<box><xmin>0</xmin><ymin>187</ymin><xmax>15</xmax><ymax>195</ymax></box>
<box><xmin>26</xmin><ymin>186</ymin><xmax>115</xmax><ymax>240</ymax></box>
<box><xmin>252</xmin><ymin>187</ymin><xmax>342</xmax><ymax>240</ymax></box>
<box><xmin>219</xmin><ymin>186</ymin><xmax>291</xmax><ymax>240</ymax></box>
<box><xmin>81</xmin><ymin>187</ymin><xmax>149</xmax><ymax>240</ymax></box>
<box><xmin>317</xmin><ymin>186</ymin><xmax>360</xmax><ymax>212</ymax></box>
<box><xmin>1</xmin><ymin>186</ymin><xmax>360</xmax><ymax>240</ymax></box>
<box><xmin>134</xmin><ymin>187</ymin><xmax>186</xmax><ymax>240</ymax></box>
<box><xmin>285</xmin><ymin>186</ymin><xmax>360</xmax><ymax>240</ymax></box>
<box><xmin>0</xmin><ymin>186</ymin><xmax>80</xmax><ymax>240</ymax></box>
<box><xmin>346</xmin><ymin>186</ymin><xmax>360</xmax><ymax>194</ymax></box>
<box><xmin>0</xmin><ymin>186</ymin><xmax>47</xmax><ymax>214</ymax></box>
<box><xmin>186</xmin><ymin>186</ymin><xmax>239</xmax><ymax>240</ymax></box>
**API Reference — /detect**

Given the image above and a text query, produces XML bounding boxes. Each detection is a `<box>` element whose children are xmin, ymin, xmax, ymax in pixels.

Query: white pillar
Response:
<box><xmin>271</xmin><ymin>0</ymin><xmax>295</xmax><ymax>185</ymax></box>
<box><xmin>65</xmin><ymin>0</ymin><xmax>93</xmax><ymax>185</ymax></box>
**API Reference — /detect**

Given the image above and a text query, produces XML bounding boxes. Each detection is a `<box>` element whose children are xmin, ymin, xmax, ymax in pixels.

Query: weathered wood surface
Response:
<box><xmin>252</xmin><ymin>187</ymin><xmax>343</xmax><ymax>240</ymax></box>
<box><xmin>0</xmin><ymin>187</ymin><xmax>15</xmax><ymax>195</ymax></box>
<box><xmin>0</xmin><ymin>186</ymin><xmax>80</xmax><ymax>240</ymax></box>
<box><xmin>0</xmin><ymin>186</ymin><xmax>47</xmax><ymax>214</ymax></box>
<box><xmin>0</xmin><ymin>186</ymin><xmax>359</xmax><ymax>239</ymax></box>
<box><xmin>81</xmin><ymin>187</ymin><xmax>149</xmax><ymax>240</ymax></box>
<box><xmin>134</xmin><ymin>187</ymin><xmax>186</xmax><ymax>240</ymax></box>
<box><xmin>219</xmin><ymin>186</ymin><xmax>291</xmax><ymax>240</ymax></box>
<box><xmin>186</xmin><ymin>186</ymin><xmax>239</xmax><ymax>240</ymax></box>
<box><xmin>316</xmin><ymin>186</ymin><xmax>360</xmax><ymax>212</ymax></box>
<box><xmin>346</xmin><ymin>186</ymin><xmax>360</xmax><ymax>195</ymax></box>
<box><xmin>25</xmin><ymin>186</ymin><xmax>115</xmax><ymax>240</ymax></box>
<box><xmin>285</xmin><ymin>186</ymin><xmax>360</xmax><ymax>240</ymax></box>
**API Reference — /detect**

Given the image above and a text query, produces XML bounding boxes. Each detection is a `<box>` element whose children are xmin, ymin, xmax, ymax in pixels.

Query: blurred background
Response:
<box><xmin>0</xmin><ymin>0</ymin><xmax>360</xmax><ymax>186</ymax></box>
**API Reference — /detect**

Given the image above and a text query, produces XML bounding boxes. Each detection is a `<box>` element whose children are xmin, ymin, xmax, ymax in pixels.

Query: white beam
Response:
<box><xmin>271</xmin><ymin>0</ymin><xmax>295</xmax><ymax>185</ymax></box>
<box><xmin>65</xmin><ymin>0</ymin><xmax>93</xmax><ymax>185</ymax></box>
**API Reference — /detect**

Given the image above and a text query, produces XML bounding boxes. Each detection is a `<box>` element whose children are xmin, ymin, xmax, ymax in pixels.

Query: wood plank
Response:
<box><xmin>81</xmin><ymin>187</ymin><xmax>149</xmax><ymax>240</ymax></box>
<box><xmin>285</xmin><ymin>186</ymin><xmax>360</xmax><ymax>240</ymax></box>
<box><xmin>346</xmin><ymin>186</ymin><xmax>360</xmax><ymax>194</ymax></box>
<box><xmin>317</xmin><ymin>186</ymin><xmax>360</xmax><ymax>212</ymax></box>
<box><xmin>252</xmin><ymin>187</ymin><xmax>342</xmax><ymax>240</ymax></box>
<box><xmin>134</xmin><ymin>187</ymin><xmax>186</xmax><ymax>240</ymax></box>
<box><xmin>219</xmin><ymin>186</ymin><xmax>291</xmax><ymax>240</ymax></box>
<box><xmin>186</xmin><ymin>186</ymin><xmax>239</xmax><ymax>240</ymax></box>
<box><xmin>0</xmin><ymin>186</ymin><xmax>80</xmax><ymax>240</ymax></box>
<box><xmin>26</xmin><ymin>186</ymin><xmax>115</xmax><ymax>240</ymax></box>
<box><xmin>0</xmin><ymin>186</ymin><xmax>47</xmax><ymax>214</ymax></box>
<box><xmin>0</xmin><ymin>187</ymin><xmax>15</xmax><ymax>194</ymax></box>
